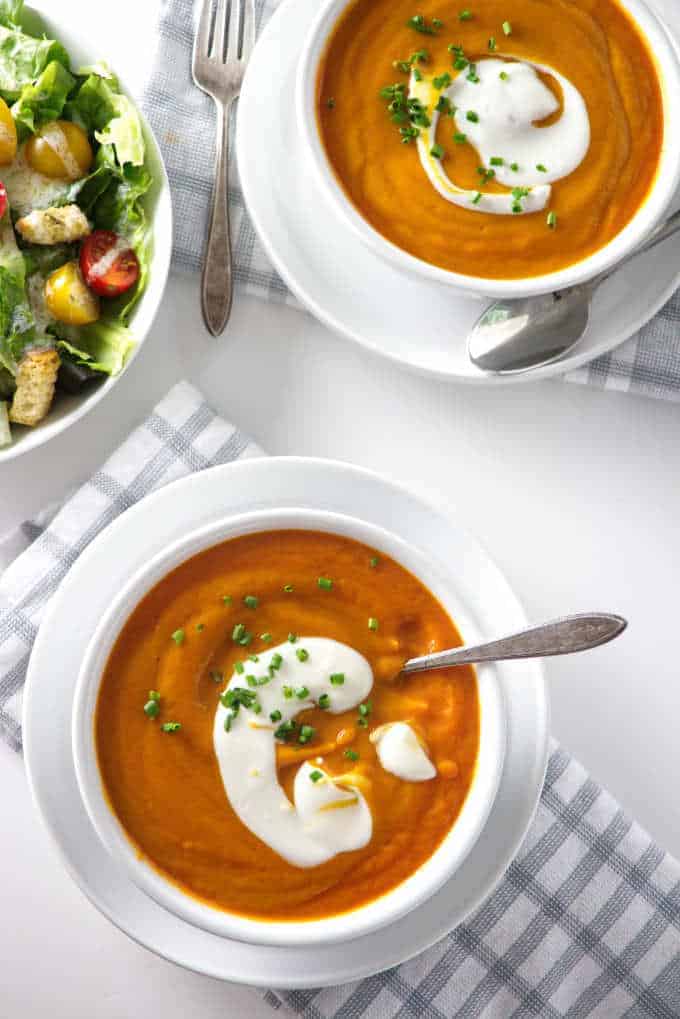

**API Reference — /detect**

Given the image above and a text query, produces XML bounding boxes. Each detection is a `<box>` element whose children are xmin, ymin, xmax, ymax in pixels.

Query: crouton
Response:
<box><xmin>8</xmin><ymin>348</ymin><xmax>60</xmax><ymax>427</ymax></box>
<box><xmin>15</xmin><ymin>204</ymin><xmax>91</xmax><ymax>245</ymax></box>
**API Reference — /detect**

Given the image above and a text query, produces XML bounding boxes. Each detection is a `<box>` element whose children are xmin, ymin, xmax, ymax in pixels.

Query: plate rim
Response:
<box><xmin>23</xmin><ymin>456</ymin><xmax>550</xmax><ymax>987</ymax></box>
<box><xmin>236</xmin><ymin>0</ymin><xmax>680</xmax><ymax>386</ymax></box>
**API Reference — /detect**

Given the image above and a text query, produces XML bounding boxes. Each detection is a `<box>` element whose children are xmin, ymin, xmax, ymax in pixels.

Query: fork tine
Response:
<box><xmin>241</xmin><ymin>0</ymin><xmax>256</xmax><ymax>59</ymax></box>
<box><xmin>226</xmin><ymin>0</ymin><xmax>242</xmax><ymax>62</ymax></box>
<box><xmin>194</xmin><ymin>0</ymin><xmax>213</xmax><ymax>60</ymax></box>
<box><xmin>212</xmin><ymin>0</ymin><xmax>229</xmax><ymax>60</ymax></box>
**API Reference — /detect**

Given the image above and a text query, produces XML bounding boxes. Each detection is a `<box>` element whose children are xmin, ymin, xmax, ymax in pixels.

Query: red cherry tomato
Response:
<box><xmin>80</xmin><ymin>230</ymin><xmax>140</xmax><ymax>298</ymax></box>
<box><xmin>0</xmin><ymin>182</ymin><xmax>7</xmax><ymax>220</ymax></box>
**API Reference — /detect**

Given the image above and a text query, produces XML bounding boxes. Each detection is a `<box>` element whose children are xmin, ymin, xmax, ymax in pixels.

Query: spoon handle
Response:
<box><xmin>401</xmin><ymin>613</ymin><xmax>627</xmax><ymax>672</ymax></box>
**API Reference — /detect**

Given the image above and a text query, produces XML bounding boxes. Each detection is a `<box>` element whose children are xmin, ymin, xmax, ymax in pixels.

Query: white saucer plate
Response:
<box><xmin>24</xmin><ymin>458</ymin><xmax>549</xmax><ymax>987</ymax></box>
<box><xmin>236</xmin><ymin>0</ymin><xmax>680</xmax><ymax>384</ymax></box>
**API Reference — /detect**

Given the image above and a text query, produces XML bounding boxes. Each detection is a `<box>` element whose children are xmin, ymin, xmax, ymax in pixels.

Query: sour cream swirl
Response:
<box><xmin>410</xmin><ymin>57</ymin><xmax>590</xmax><ymax>215</ymax></box>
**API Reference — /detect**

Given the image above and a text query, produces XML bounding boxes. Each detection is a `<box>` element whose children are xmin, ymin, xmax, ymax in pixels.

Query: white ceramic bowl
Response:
<box><xmin>297</xmin><ymin>0</ymin><xmax>680</xmax><ymax>300</ymax></box>
<box><xmin>72</xmin><ymin>507</ymin><xmax>506</xmax><ymax>948</ymax></box>
<box><xmin>0</xmin><ymin>6</ymin><xmax>173</xmax><ymax>462</ymax></box>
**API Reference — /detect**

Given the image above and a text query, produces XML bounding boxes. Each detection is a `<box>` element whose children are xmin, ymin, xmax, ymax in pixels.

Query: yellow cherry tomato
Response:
<box><xmin>26</xmin><ymin>120</ymin><xmax>93</xmax><ymax>181</ymax></box>
<box><xmin>0</xmin><ymin>97</ymin><xmax>17</xmax><ymax>166</ymax></box>
<box><xmin>45</xmin><ymin>261</ymin><xmax>100</xmax><ymax>325</ymax></box>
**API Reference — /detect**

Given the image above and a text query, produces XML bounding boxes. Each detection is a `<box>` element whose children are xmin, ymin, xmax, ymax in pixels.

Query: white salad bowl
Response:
<box><xmin>72</xmin><ymin>506</ymin><xmax>506</xmax><ymax>948</ymax></box>
<box><xmin>296</xmin><ymin>0</ymin><xmax>680</xmax><ymax>300</ymax></box>
<box><xmin>0</xmin><ymin>5</ymin><xmax>172</xmax><ymax>462</ymax></box>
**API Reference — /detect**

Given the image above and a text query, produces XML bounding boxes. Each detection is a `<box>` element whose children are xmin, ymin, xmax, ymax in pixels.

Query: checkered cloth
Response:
<box><xmin>1</xmin><ymin>382</ymin><xmax>678</xmax><ymax>1017</ymax></box>
<box><xmin>140</xmin><ymin>0</ymin><xmax>680</xmax><ymax>400</ymax></box>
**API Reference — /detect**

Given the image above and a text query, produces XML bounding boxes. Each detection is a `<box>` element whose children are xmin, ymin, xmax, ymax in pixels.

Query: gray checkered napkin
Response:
<box><xmin>1</xmin><ymin>382</ymin><xmax>678</xmax><ymax>1017</ymax></box>
<box><xmin>142</xmin><ymin>0</ymin><xmax>680</xmax><ymax>401</ymax></box>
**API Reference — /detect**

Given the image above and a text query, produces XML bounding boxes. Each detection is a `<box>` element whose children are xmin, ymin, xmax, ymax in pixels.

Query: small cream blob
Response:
<box><xmin>370</xmin><ymin>722</ymin><xmax>436</xmax><ymax>781</ymax></box>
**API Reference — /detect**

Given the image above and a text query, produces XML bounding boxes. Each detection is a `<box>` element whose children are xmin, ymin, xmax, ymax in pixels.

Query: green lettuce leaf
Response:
<box><xmin>55</xmin><ymin>319</ymin><xmax>134</xmax><ymax>376</ymax></box>
<box><xmin>0</xmin><ymin>214</ymin><xmax>34</xmax><ymax>374</ymax></box>
<box><xmin>11</xmin><ymin>58</ymin><xmax>75</xmax><ymax>139</ymax></box>
<box><xmin>0</xmin><ymin>1</ymin><xmax>22</xmax><ymax>28</ymax></box>
<box><xmin>0</xmin><ymin>20</ymin><xmax>69</xmax><ymax>102</ymax></box>
<box><xmin>95</xmin><ymin>92</ymin><xmax>145</xmax><ymax>166</ymax></box>
<box><xmin>65</xmin><ymin>71</ymin><xmax>116</xmax><ymax>134</ymax></box>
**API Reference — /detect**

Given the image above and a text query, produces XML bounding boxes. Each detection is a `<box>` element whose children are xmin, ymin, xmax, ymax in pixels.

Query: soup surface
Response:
<box><xmin>95</xmin><ymin>530</ymin><xmax>480</xmax><ymax>921</ymax></box>
<box><xmin>317</xmin><ymin>0</ymin><xmax>664</xmax><ymax>279</ymax></box>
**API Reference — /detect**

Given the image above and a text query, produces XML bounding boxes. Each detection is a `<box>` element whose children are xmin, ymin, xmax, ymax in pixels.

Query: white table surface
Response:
<box><xmin>3</xmin><ymin>2</ymin><xmax>680</xmax><ymax>1015</ymax></box>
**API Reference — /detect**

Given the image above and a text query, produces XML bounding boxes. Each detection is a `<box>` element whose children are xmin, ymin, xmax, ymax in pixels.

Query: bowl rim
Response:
<box><xmin>72</xmin><ymin>505</ymin><xmax>507</xmax><ymax>948</ymax></box>
<box><xmin>296</xmin><ymin>0</ymin><xmax>680</xmax><ymax>299</ymax></box>
<box><xmin>0</xmin><ymin>4</ymin><xmax>173</xmax><ymax>463</ymax></box>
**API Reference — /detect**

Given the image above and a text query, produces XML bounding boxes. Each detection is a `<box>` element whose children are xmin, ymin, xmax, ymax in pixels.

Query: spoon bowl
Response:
<box><xmin>468</xmin><ymin>207</ymin><xmax>680</xmax><ymax>374</ymax></box>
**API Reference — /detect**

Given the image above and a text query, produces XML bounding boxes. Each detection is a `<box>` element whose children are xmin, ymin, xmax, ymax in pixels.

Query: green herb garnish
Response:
<box><xmin>344</xmin><ymin>749</ymin><xmax>359</xmax><ymax>761</ymax></box>
<box><xmin>488</xmin><ymin>36</ymin><xmax>496</xmax><ymax>50</ymax></box>
<box><xmin>454</xmin><ymin>132</ymin><xmax>467</xmax><ymax>143</ymax></box>
<box><xmin>283</xmin><ymin>584</ymin><xmax>294</xmax><ymax>593</ymax></box>
<box><xmin>243</xmin><ymin>595</ymin><xmax>259</xmax><ymax>609</ymax></box>
<box><xmin>171</xmin><ymin>629</ymin><xmax>185</xmax><ymax>646</ymax></box>
<box><xmin>296</xmin><ymin>686</ymin><xmax>310</xmax><ymax>700</ymax></box>
<box><xmin>368</xmin><ymin>617</ymin><xmax>379</xmax><ymax>631</ymax></box>
<box><xmin>466</xmin><ymin>110</ymin><xmax>479</xmax><ymax>123</ymax></box>
<box><xmin>210</xmin><ymin>670</ymin><xmax>224</xmax><ymax>684</ymax></box>
<box><xmin>299</xmin><ymin>725</ymin><xmax>315</xmax><ymax>745</ymax></box>
<box><xmin>458</xmin><ymin>9</ymin><xmax>473</xmax><ymax>20</ymax></box>
<box><xmin>317</xmin><ymin>577</ymin><xmax>333</xmax><ymax>590</ymax></box>
<box><xmin>406</xmin><ymin>13</ymin><xmax>441</xmax><ymax>34</ymax></box>
<box><xmin>161</xmin><ymin>722</ymin><xmax>181</xmax><ymax>733</ymax></box>
<box><xmin>433</xmin><ymin>71</ymin><xmax>452</xmax><ymax>90</ymax></box>
<box><xmin>270</xmin><ymin>709</ymin><xmax>282</xmax><ymax>722</ymax></box>
<box><xmin>330</xmin><ymin>673</ymin><xmax>345</xmax><ymax>685</ymax></box>
<box><xmin>430</xmin><ymin>143</ymin><xmax>444</xmax><ymax>159</ymax></box>
<box><xmin>318</xmin><ymin>693</ymin><xmax>330</xmax><ymax>709</ymax></box>
<box><xmin>296</xmin><ymin>648</ymin><xmax>309</xmax><ymax>663</ymax></box>
<box><xmin>536</xmin><ymin>163</ymin><xmax>547</xmax><ymax>173</ymax></box>
<box><xmin>310</xmin><ymin>769</ymin><xmax>323</xmax><ymax>782</ymax></box>
<box><xmin>369</xmin><ymin>556</ymin><xmax>380</xmax><ymax>568</ymax></box>
<box><xmin>502</xmin><ymin>20</ymin><xmax>512</xmax><ymax>34</ymax></box>
<box><xmin>143</xmin><ymin>698</ymin><xmax>160</xmax><ymax>718</ymax></box>
<box><xmin>274</xmin><ymin>719</ymin><xmax>297</xmax><ymax>741</ymax></box>
<box><xmin>547</xmin><ymin>211</ymin><xmax>558</xmax><ymax>229</ymax></box>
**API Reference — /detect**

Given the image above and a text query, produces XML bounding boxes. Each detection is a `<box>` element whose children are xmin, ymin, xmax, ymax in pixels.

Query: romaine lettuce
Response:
<box><xmin>11</xmin><ymin>58</ymin><xmax>74</xmax><ymax>139</ymax></box>
<box><xmin>0</xmin><ymin>17</ymin><xmax>69</xmax><ymax>102</ymax></box>
<box><xmin>0</xmin><ymin>215</ymin><xmax>34</xmax><ymax>374</ymax></box>
<box><xmin>95</xmin><ymin>91</ymin><xmax>145</xmax><ymax>167</ymax></box>
<box><xmin>56</xmin><ymin>319</ymin><xmax>134</xmax><ymax>376</ymax></box>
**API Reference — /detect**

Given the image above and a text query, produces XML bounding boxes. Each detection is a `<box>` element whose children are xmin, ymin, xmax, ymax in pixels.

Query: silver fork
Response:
<box><xmin>192</xmin><ymin>0</ymin><xmax>255</xmax><ymax>336</ymax></box>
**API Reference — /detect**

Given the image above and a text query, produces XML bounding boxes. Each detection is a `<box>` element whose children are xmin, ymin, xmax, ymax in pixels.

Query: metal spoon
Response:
<box><xmin>468</xmin><ymin>208</ymin><xmax>680</xmax><ymax>374</ymax></box>
<box><xmin>401</xmin><ymin>612</ymin><xmax>626</xmax><ymax>674</ymax></box>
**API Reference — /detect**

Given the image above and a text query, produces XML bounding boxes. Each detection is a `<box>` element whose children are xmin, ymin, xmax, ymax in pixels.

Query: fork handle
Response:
<box><xmin>201</xmin><ymin>99</ymin><xmax>234</xmax><ymax>336</ymax></box>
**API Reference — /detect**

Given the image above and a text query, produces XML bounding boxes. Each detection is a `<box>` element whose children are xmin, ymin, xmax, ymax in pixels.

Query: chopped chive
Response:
<box><xmin>502</xmin><ymin>20</ymin><xmax>512</xmax><ymax>34</ymax></box>
<box><xmin>196</xmin><ymin>623</ymin><xmax>205</xmax><ymax>632</ymax></box>
<box><xmin>248</xmin><ymin>654</ymin><xmax>259</xmax><ymax>663</ymax></box>
<box><xmin>224</xmin><ymin>713</ymin><xmax>234</xmax><ymax>732</ymax></box>
<box><xmin>288</xmin><ymin>633</ymin><xmax>298</xmax><ymax>643</ymax></box>
<box><xmin>317</xmin><ymin>577</ymin><xmax>333</xmax><ymax>590</ymax></box>
<box><xmin>488</xmin><ymin>36</ymin><xmax>496</xmax><ymax>50</ymax></box>
<box><xmin>309</xmin><ymin>769</ymin><xmax>323</xmax><ymax>782</ymax></box>
<box><xmin>246</xmin><ymin>675</ymin><xmax>257</xmax><ymax>687</ymax></box>
<box><xmin>222</xmin><ymin>595</ymin><xmax>232</xmax><ymax>605</ymax></box>
<box><xmin>432</xmin><ymin>17</ymin><xmax>443</xmax><ymax>27</ymax></box>
<box><xmin>358</xmin><ymin>702</ymin><xmax>372</xmax><ymax>718</ymax></box>
<box><xmin>510</xmin><ymin>161</ymin><xmax>519</xmax><ymax>171</ymax></box>
<box><xmin>326</xmin><ymin>97</ymin><xmax>335</xmax><ymax>109</ymax></box>
<box><xmin>274</xmin><ymin>719</ymin><xmax>296</xmax><ymax>741</ymax></box>
<box><xmin>252</xmin><ymin>702</ymin><xmax>262</xmax><ymax>715</ymax></box>
<box><xmin>458</xmin><ymin>8</ymin><xmax>472</xmax><ymax>20</ymax></box>
<box><xmin>357</xmin><ymin>717</ymin><xmax>369</xmax><ymax>728</ymax></box>
<box><xmin>330</xmin><ymin>673</ymin><xmax>345</xmax><ymax>686</ymax></box>
<box><xmin>143</xmin><ymin>699</ymin><xmax>160</xmax><ymax>718</ymax></box>
<box><xmin>232</xmin><ymin>623</ymin><xmax>246</xmax><ymax>642</ymax></box>
<box><xmin>270</xmin><ymin>653</ymin><xmax>283</xmax><ymax>670</ymax></box>
<box><xmin>318</xmin><ymin>693</ymin><xmax>330</xmax><ymax>709</ymax></box>
<box><xmin>270</xmin><ymin>709</ymin><xmax>282</xmax><ymax>722</ymax></box>
<box><xmin>260</xmin><ymin>632</ymin><xmax>272</xmax><ymax>643</ymax></box>
<box><xmin>161</xmin><ymin>721</ymin><xmax>181</xmax><ymax>733</ymax></box>
<box><xmin>490</xmin><ymin>156</ymin><xmax>503</xmax><ymax>166</ymax></box>
<box><xmin>283</xmin><ymin>584</ymin><xmax>294</xmax><ymax>593</ymax></box>
<box><xmin>512</xmin><ymin>202</ymin><xmax>522</xmax><ymax>214</ymax></box>
<box><xmin>499</xmin><ymin>70</ymin><xmax>509</xmax><ymax>81</ymax></box>
<box><xmin>435</xmin><ymin>95</ymin><xmax>451</xmax><ymax>114</ymax></box>
<box><xmin>210</xmin><ymin>669</ymin><xmax>224</xmax><ymax>684</ymax></box>
<box><xmin>369</xmin><ymin>556</ymin><xmax>380</xmax><ymax>568</ymax></box>
<box><xmin>296</xmin><ymin>686</ymin><xmax>310</xmax><ymax>700</ymax></box>
<box><xmin>368</xmin><ymin>617</ymin><xmax>379</xmax><ymax>631</ymax></box>
<box><xmin>243</xmin><ymin>595</ymin><xmax>259</xmax><ymax>609</ymax></box>
<box><xmin>283</xmin><ymin>685</ymin><xmax>294</xmax><ymax>699</ymax></box>
<box><xmin>298</xmin><ymin>725</ymin><xmax>315</xmax><ymax>745</ymax></box>
<box><xmin>234</xmin><ymin>661</ymin><xmax>244</xmax><ymax>675</ymax></box>
<box><xmin>454</xmin><ymin>132</ymin><xmax>467</xmax><ymax>143</ymax></box>
<box><xmin>295</xmin><ymin>648</ymin><xmax>309</xmax><ymax>663</ymax></box>
<box><xmin>466</xmin><ymin>110</ymin><xmax>479</xmax><ymax>123</ymax></box>
<box><xmin>536</xmin><ymin>163</ymin><xmax>547</xmax><ymax>172</ymax></box>
<box><xmin>149</xmin><ymin>690</ymin><xmax>161</xmax><ymax>701</ymax></box>
<box><xmin>344</xmin><ymin>749</ymin><xmax>359</xmax><ymax>761</ymax></box>
<box><xmin>413</xmin><ymin>67</ymin><xmax>423</xmax><ymax>80</ymax></box>
<box><xmin>472</xmin><ymin>192</ymin><xmax>483</xmax><ymax>204</ymax></box>
<box><xmin>433</xmin><ymin>71</ymin><xmax>452</xmax><ymax>90</ymax></box>
<box><xmin>406</xmin><ymin>13</ymin><xmax>440</xmax><ymax>34</ymax></box>
<box><xmin>430</xmin><ymin>143</ymin><xmax>444</xmax><ymax>159</ymax></box>
<box><xmin>547</xmin><ymin>210</ymin><xmax>558</xmax><ymax>229</ymax></box>
<box><xmin>171</xmin><ymin>629</ymin><xmax>185</xmax><ymax>646</ymax></box>
<box><xmin>255</xmin><ymin>675</ymin><xmax>271</xmax><ymax>686</ymax></box>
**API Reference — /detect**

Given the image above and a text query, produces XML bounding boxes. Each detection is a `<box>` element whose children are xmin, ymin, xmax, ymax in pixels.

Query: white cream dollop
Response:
<box><xmin>213</xmin><ymin>637</ymin><xmax>373</xmax><ymax>868</ymax></box>
<box><xmin>370</xmin><ymin>722</ymin><xmax>436</xmax><ymax>781</ymax></box>
<box><xmin>410</xmin><ymin>57</ymin><xmax>590</xmax><ymax>215</ymax></box>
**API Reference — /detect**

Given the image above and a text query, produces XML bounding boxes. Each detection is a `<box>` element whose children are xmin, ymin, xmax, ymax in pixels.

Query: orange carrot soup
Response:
<box><xmin>95</xmin><ymin>530</ymin><xmax>480</xmax><ymax>921</ymax></box>
<box><xmin>316</xmin><ymin>0</ymin><xmax>664</xmax><ymax>279</ymax></box>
